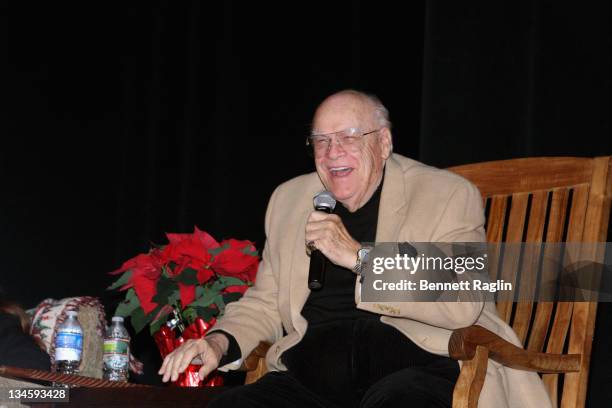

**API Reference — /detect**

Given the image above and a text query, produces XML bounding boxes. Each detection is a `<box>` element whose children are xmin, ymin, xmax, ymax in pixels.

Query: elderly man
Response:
<box><xmin>159</xmin><ymin>90</ymin><xmax>550</xmax><ymax>407</ymax></box>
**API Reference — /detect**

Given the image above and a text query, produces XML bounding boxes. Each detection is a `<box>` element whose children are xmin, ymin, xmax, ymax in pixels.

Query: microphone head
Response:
<box><xmin>313</xmin><ymin>191</ymin><xmax>336</xmax><ymax>212</ymax></box>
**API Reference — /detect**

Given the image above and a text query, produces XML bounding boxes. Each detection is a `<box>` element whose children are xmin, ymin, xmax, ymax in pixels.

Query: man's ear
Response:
<box><xmin>379</xmin><ymin>128</ymin><xmax>393</xmax><ymax>159</ymax></box>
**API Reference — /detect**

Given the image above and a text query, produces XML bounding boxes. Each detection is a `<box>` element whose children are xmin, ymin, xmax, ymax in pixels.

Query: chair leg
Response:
<box><xmin>453</xmin><ymin>345</ymin><xmax>489</xmax><ymax>408</ymax></box>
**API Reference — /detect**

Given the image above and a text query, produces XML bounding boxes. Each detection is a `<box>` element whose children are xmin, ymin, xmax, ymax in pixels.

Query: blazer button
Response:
<box><xmin>275</xmin><ymin>346</ymin><xmax>280</xmax><ymax>354</ymax></box>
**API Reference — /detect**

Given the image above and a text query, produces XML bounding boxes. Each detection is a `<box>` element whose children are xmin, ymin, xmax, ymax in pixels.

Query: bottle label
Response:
<box><xmin>55</xmin><ymin>332</ymin><xmax>83</xmax><ymax>361</ymax></box>
<box><xmin>103</xmin><ymin>339</ymin><xmax>129</xmax><ymax>356</ymax></box>
<box><xmin>103</xmin><ymin>339</ymin><xmax>130</xmax><ymax>371</ymax></box>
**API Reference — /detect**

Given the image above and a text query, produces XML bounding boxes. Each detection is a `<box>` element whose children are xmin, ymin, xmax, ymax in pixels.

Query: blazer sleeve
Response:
<box><xmin>208</xmin><ymin>187</ymin><xmax>284</xmax><ymax>369</ymax></box>
<box><xmin>355</xmin><ymin>179</ymin><xmax>487</xmax><ymax>329</ymax></box>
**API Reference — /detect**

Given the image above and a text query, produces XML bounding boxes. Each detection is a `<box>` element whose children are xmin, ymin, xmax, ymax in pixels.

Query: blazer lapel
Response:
<box><xmin>376</xmin><ymin>155</ymin><xmax>409</xmax><ymax>242</ymax></box>
<box><xmin>287</xmin><ymin>175</ymin><xmax>324</xmax><ymax>334</ymax></box>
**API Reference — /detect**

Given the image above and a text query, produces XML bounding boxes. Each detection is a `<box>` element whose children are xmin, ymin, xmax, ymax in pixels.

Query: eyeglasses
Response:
<box><xmin>305</xmin><ymin>127</ymin><xmax>382</xmax><ymax>155</ymax></box>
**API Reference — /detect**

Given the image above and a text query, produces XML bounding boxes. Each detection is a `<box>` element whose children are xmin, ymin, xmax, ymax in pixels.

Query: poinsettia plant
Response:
<box><xmin>108</xmin><ymin>227</ymin><xmax>258</xmax><ymax>335</ymax></box>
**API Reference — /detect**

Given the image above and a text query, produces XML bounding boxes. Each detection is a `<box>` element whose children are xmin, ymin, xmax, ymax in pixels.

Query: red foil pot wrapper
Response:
<box><xmin>154</xmin><ymin>317</ymin><xmax>223</xmax><ymax>387</ymax></box>
<box><xmin>176</xmin><ymin>364</ymin><xmax>224</xmax><ymax>387</ymax></box>
<box><xmin>183</xmin><ymin>317</ymin><xmax>216</xmax><ymax>340</ymax></box>
<box><xmin>153</xmin><ymin>326</ymin><xmax>175</xmax><ymax>359</ymax></box>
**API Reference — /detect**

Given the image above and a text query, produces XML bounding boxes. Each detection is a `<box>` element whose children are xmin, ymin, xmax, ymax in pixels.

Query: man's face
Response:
<box><xmin>311</xmin><ymin>97</ymin><xmax>390</xmax><ymax>212</ymax></box>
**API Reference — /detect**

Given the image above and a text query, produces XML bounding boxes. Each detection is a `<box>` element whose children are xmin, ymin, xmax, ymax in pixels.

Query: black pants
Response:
<box><xmin>209</xmin><ymin>319</ymin><xmax>459</xmax><ymax>408</ymax></box>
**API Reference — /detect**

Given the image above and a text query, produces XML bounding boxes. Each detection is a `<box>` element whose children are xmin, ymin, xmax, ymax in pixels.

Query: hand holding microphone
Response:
<box><xmin>306</xmin><ymin>191</ymin><xmax>362</xmax><ymax>290</ymax></box>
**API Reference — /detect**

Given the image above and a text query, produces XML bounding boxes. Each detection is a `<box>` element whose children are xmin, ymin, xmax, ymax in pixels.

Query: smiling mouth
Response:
<box><xmin>329</xmin><ymin>167</ymin><xmax>353</xmax><ymax>177</ymax></box>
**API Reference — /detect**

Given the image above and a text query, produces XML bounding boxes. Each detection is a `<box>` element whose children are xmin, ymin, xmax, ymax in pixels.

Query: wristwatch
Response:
<box><xmin>353</xmin><ymin>246</ymin><xmax>372</xmax><ymax>275</ymax></box>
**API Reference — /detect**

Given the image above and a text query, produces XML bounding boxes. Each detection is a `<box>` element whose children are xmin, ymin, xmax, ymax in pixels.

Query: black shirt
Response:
<box><xmin>217</xmin><ymin>178</ymin><xmax>384</xmax><ymax>365</ymax></box>
<box><xmin>300</xmin><ymin>181</ymin><xmax>383</xmax><ymax>327</ymax></box>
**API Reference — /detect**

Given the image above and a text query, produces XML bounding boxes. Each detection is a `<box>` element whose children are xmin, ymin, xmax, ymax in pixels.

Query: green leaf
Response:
<box><xmin>240</xmin><ymin>246</ymin><xmax>259</xmax><ymax>257</ymax></box>
<box><xmin>107</xmin><ymin>270</ymin><xmax>132</xmax><ymax>290</ymax></box>
<box><xmin>208</xmin><ymin>243</ymin><xmax>229</xmax><ymax>257</ymax></box>
<box><xmin>132</xmin><ymin>303</ymin><xmax>162</xmax><ymax>334</ymax></box>
<box><xmin>177</xmin><ymin>267</ymin><xmax>199</xmax><ymax>285</ymax></box>
<box><xmin>115</xmin><ymin>288</ymin><xmax>140</xmax><ymax>317</ymax></box>
<box><xmin>222</xmin><ymin>292</ymin><xmax>243</xmax><ymax>304</ymax></box>
<box><xmin>152</xmin><ymin>275</ymin><xmax>179</xmax><ymax>305</ymax></box>
<box><xmin>221</xmin><ymin>276</ymin><xmax>247</xmax><ymax>286</ymax></box>
<box><xmin>213</xmin><ymin>294</ymin><xmax>226</xmax><ymax>315</ymax></box>
<box><xmin>183</xmin><ymin>306</ymin><xmax>217</xmax><ymax>325</ymax></box>
<box><xmin>189</xmin><ymin>287</ymin><xmax>217</xmax><ymax>308</ymax></box>
<box><xmin>168</xmin><ymin>290</ymin><xmax>181</xmax><ymax>306</ymax></box>
<box><xmin>149</xmin><ymin>311</ymin><xmax>170</xmax><ymax>335</ymax></box>
<box><xmin>182</xmin><ymin>307</ymin><xmax>198</xmax><ymax>324</ymax></box>
<box><xmin>131</xmin><ymin>308</ymin><xmax>148</xmax><ymax>334</ymax></box>
<box><xmin>193</xmin><ymin>306</ymin><xmax>217</xmax><ymax>322</ymax></box>
<box><xmin>210</xmin><ymin>276</ymin><xmax>246</xmax><ymax>292</ymax></box>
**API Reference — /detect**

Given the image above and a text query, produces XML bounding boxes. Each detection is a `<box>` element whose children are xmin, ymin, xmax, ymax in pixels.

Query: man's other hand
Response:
<box><xmin>158</xmin><ymin>332</ymin><xmax>228</xmax><ymax>383</ymax></box>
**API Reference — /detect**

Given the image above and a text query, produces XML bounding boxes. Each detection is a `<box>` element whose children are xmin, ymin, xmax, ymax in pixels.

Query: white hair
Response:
<box><xmin>332</xmin><ymin>89</ymin><xmax>392</xmax><ymax>130</ymax></box>
<box><xmin>364</xmin><ymin>92</ymin><xmax>392</xmax><ymax>130</ymax></box>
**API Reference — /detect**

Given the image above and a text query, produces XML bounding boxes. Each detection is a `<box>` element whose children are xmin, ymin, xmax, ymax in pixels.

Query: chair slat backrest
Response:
<box><xmin>448</xmin><ymin>157</ymin><xmax>612</xmax><ymax>408</ymax></box>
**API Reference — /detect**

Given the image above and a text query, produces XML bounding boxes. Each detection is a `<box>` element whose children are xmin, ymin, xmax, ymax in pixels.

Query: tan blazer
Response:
<box><xmin>212</xmin><ymin>154</ymin><xmax>551</xmax><ymax>408</ymax></box>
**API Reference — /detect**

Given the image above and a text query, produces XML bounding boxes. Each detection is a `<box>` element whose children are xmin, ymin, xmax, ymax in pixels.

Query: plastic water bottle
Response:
<box><xmin>103</xmin><ymin>316</ymin><xmax>130</xmax><ymax>382</ymax></box>
<box><xmin>54</xmin><ymin>311</ymin><xmax>83</xmax><ymax>376</ymax></box>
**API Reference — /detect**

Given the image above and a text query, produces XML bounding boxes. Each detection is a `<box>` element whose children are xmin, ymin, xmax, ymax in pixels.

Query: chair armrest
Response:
<box><xmin>238</xmin><ymin>342</ymin><xmax>271</xmax><ymax>385</ymax></box>
<box><xmin>239</xmin><ymin>342</ymin><xmax>270</xmax><ymax>372</ymax></box>
<box><xmin>449</xmin><ymin>325</ymin><xmax>581</xmax><ymax>373</ymax></box>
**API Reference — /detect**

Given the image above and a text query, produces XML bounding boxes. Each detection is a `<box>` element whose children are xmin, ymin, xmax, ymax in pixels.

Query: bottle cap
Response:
<box><xmin>66</xmin><ymin>311</ymin><xmax>78</xmax><ymax>318</ymax></box>
<box><xmin>112</xmin><ymin>316</ymin><xmax>124</xmax><ymax>323</ymax></box>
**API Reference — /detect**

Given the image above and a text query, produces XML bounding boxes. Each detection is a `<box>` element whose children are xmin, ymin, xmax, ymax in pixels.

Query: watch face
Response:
<box><xmin>358</xmin><ymin>248</ymin><xmax>370</xmax><ymax>261</ymax></box>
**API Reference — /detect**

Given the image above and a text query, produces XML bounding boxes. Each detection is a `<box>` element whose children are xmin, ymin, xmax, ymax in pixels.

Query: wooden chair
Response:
<box><xmin>242</xmin><ymin>156</ymin><xmax>612</xmax><ymax>408</ymax></box>
<box><xmin>447</xmin><ymin>156</ymin><xmax>612</xmax><ymax>408</ymax></box>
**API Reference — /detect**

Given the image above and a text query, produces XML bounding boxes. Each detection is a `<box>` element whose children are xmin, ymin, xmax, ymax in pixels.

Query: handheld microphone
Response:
<box><xmin>308</xmin><ymin>191</ymin><xmax>337</xmax><ymax>290</ymax></box>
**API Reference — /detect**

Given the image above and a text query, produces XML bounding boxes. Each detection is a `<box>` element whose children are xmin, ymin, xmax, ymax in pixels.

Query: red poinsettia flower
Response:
<box><xmin>111</xmin><ymin>250</ymin><xmax>163</xmax><ymax>279</ymax></box>
<box><xmin>111</xmin><ymin>250</ymin><xmax>164</xmax><ymax>314</ymax></box>
<box><xmin>109</xmin><ymin>227</ymin><xmax>259</xmax><ymax>336</ymax></box>
<box><xmin>166</xmin><ymin>227</ymin><xmax>220</xmax><ymax>249</ymax></box>
<box><xmin>196</xmin><ymin>268</ymin><xmax>215</xmax><ymax>284</ymax></box>
<box><xmin>178</xmin><ymin>282</ymin><xmax>196</xmax><ymax>308</ymax></box>
<box><xmin>211</xmin><ymin>239</ymin><xmax>259</xmax><ymax>282</ymax></box>
<box><xmin>161</xmin><ymin>231</ymin><xmax>215</xmax><ymax>278</ymax></box>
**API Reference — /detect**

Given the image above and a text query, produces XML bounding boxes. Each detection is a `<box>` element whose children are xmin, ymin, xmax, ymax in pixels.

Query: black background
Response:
<box><xmin>1</xmin><ymin>1</ymin><xmax>610</xmax><ymax>403</ymax></box>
